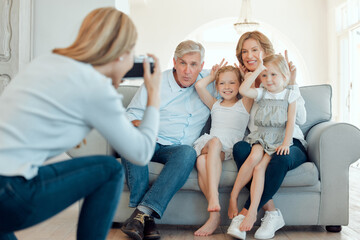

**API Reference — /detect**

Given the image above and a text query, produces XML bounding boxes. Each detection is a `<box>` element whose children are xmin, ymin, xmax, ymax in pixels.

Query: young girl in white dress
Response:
<box><xmin>227</xmin><ymin>53</ymin><xmax>302</xmax><ymax>239</ymax></box>
<box><xmin>193</xmin><ymin>60</ymin><xmax>253</xmax><ymax>236</ymax></box>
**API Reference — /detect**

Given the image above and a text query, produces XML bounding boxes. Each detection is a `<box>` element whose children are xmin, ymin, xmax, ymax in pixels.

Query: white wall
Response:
<box><xmin>32</xmin><ymin>0</ymin><xmax>328</xmax><ymax>85</ymax></box>
<box><xmin>33</xmin><ymin>0</ymin><xmax>114</xmax><ymax>57</ymax></box>
<box><xmin>130</xmin><ymin>0</ymin><xmax>328</xmax><ymax>85</ymax></box>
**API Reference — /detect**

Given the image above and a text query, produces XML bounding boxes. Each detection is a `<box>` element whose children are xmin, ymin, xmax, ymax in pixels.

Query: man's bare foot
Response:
<box><xmin>228</xmin><ymin>197</ymin><xmax>238</xmax><ymax>219</ymax></box>
<box><xmin>194</xmin><ymin>212</ymin><xmax>221</xmax><ymax>236</ymax></box>
<box><xmin>208</xmin><ymin>197</ymin><xmax>220</xmax><ymax>212</ymax></box>
<box><xmin>239</xmin><ymin>211</ymin><xmax>257</xmax><ymax>231</ymax></box>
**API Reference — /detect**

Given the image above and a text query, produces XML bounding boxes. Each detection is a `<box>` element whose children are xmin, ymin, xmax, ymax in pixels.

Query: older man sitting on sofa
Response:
<box><xmin>119</xmin><ymin>40</ymin><xmax>216</xmax><ymax>240</ymax></box>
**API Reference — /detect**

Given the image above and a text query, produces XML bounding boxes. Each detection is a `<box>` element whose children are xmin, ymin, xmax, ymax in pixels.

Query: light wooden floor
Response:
<box><xmin>15</xmin><ymin>167</ymin><xmax>360</xmax><ymax>240</ymax></box>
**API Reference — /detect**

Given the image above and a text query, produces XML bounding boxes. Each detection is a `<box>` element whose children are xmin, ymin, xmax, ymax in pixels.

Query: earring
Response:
<box><xmin>119</xmin><ymin>57</ymin><xmax>124</xmax><ymax>61</ymax></box>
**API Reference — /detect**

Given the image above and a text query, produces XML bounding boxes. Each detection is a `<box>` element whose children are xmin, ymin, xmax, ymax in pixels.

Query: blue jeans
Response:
<box><xmin>233</xmin><ymin>138</ymin><xmax>308</xmax><ymax>210</ymax></box>
<box><xmin>0</xmin><ymin>155</ymin><xmax>124</xmax><ymax>240</ymax></box>
<box><xmin>122</xmin><ymin>143</ymin><xmax>196</xmax><ymax>218</ymax></box>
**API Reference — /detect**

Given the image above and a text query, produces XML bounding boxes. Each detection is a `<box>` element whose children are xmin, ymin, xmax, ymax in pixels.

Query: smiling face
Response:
<box><xmin>241</xmin><ymin>38</ymin><xmax>265</xmax><ymax>72</ymax></box>
<box><xmin>259</xmin><ymin>63</ymin><xmax>286</xmax><ymax>94</ymax></box>
<box><xmin>216</xmin><ymin>71</ymin><xmax>241</xmax><ymax>101</ymax></box>
<box><xmin>173</xmin><ymin>52</ymin><xmax>204</xmax><ymax>88</ymax></box>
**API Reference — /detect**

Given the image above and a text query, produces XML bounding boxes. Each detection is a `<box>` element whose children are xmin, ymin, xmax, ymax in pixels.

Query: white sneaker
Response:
<box><xmin>254</xmin><ymin>209</ymin><xmax>285</xmax><ymax>239</ymax></box>
<box><xmin>227</xmin><ymin>214</ymin><xmax>246</xmax><ymax>239</ymax></box>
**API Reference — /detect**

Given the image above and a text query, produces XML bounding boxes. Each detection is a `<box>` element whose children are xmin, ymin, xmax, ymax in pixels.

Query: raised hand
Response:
<box><xmin>284</xmin><ymin>50</ymin><xmax>297</xmax><ymax>85</ymax></box>
<box><xmin>210</xmin><ymin>58</ymin><xmax>228</xmax><ymax>79</ymax></box>
<box><xmin>254</xmin><ymin>51</ymin><xmax>265</xmax><ymax>71</ymax></box>
<box><xmin>234</xmin><ymin>62</ymin><xmax>248</xmax><ymax>79</ymax></box>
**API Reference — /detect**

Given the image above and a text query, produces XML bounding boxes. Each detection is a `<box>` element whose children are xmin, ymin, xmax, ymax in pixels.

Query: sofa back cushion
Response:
<box><xmin>299</xmin><ymin>84</ymin><xmax>332</xmax><ymax>136</ymax></box>
<box><xmin>117</xmin><ymin>85</ymin><xmax>139</xmax><ymax>108</ymax></box>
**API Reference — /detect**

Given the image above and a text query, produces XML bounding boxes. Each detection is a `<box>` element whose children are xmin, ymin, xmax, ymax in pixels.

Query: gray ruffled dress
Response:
<box><xmin>245</xmin><ymin>89</ymin><xmax>293</xmax><ymax>155</ymax></box>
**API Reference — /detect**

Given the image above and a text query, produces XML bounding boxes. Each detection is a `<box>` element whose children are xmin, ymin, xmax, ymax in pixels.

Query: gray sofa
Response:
<box><xmin>68</xmin><ymin>84</ymin><xmax>360</xmax><ymax>230</ymax></box>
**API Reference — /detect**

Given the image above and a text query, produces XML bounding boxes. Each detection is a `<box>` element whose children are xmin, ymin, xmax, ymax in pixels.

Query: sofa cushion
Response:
<box><xmin>147</xmin><ymin>160</ymin><xmax>319</xmax><ymax>191</ymax></box>
<box><xmin>299</xmin><ymin>84</ymin><xmax>332</xmax><ymax>136</ymax></box>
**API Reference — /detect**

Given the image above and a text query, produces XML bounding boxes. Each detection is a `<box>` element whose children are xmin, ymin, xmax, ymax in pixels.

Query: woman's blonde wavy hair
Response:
<box><xmin>235</xmin><ymin>31</ymin><xmax>274</xmax><ymax>67</ymax></box>
<box><xmin>53</xmin><ymin>7</ymin><xmax>137</xmax><ymax>66</ymax></box>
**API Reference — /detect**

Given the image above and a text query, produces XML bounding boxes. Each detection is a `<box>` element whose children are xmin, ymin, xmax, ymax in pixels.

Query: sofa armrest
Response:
<box><xmin>306</xmin><ymin>121</ymin><xmax>360</xmax><ymax>225</ymax></box>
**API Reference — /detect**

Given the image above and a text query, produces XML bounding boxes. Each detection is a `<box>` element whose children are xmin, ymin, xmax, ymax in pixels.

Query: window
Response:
<box><xmin>336</xmin><ymin>0</ymin><xmax>360</xmax><ymax>129</ymax></box>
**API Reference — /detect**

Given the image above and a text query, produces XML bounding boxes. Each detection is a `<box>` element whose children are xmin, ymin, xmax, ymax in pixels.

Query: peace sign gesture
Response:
<box><xmin>234</xmin><ymin>62</ymin><xmax>248</xmax><ymax>79</ymax></box>
<box><xmin>284</xmin><ymin>50</ymin><xmax>297</xmax><ymax>85</ymax></box>
<box><xmin>210</xmin><ymin>58</ymin><xmax>228</xmax><ymax>79</ymax></box>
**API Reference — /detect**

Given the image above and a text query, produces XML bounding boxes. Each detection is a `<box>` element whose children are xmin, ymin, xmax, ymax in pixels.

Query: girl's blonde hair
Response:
<box><xmin>236</xmin><ymin>31</ymin><xmax>275</xmax><ymax>66</ymax></box>
<box><xmin>53</xmin><ymin>7</ymin><xmax>137</xmax><ymax>66</ymax></box>
<box><xmin>215</xmin><ymin>65</ymin><xmax>242</xmax><ymax>85</ymax></box>
<box><xmin>263</xmin><ymin>54</ymin><xmax>290</xmax><ymax>85</ymax></box>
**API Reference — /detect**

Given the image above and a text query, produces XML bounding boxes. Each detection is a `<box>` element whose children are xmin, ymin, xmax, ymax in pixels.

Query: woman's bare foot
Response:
<box><xmin>194</xmin><ymin>212</ymin><xmax>221</xmax><ymax>236</ymax></box>
<box><xmin>208</xmin><ymin>197</ymin><xmax>221</xmax><ymax>212</ymax></box>
<box><xmin>228</xmin><ymin>197</ymin><xmax>238</xmax><ymax>219</ymax></box>
<box><xmin>239</xmin><ymin>211</ymin><xmax>257</xmax><ymax>231</ymax></box>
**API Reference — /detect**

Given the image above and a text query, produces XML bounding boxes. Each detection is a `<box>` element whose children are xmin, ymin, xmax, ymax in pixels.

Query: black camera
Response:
<box><xmin>124</xmin><ymin>55</ymin><xmax>155</xmax><ymax>79</ymax></box>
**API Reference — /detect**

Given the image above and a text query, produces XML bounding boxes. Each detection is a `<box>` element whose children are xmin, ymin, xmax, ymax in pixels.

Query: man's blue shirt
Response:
<box><xmin>126</xmin><ymin>69</ymin><xmax>216</xmax><ymax>146</ymax></box>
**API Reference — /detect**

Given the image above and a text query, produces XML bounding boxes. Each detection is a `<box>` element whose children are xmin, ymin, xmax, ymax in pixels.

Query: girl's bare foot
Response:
<box><xmin>194</xmin><ymin>212</ymin><xmax>221</xmax><ymax>236</ymax></box>
<box><xmin>228</xmin><ymin>197</ymin><xmax>238</xmax><ymax>219</ymax></box>
<box><xmin>239</xmin><ymin>211</ymin><xmax>257</xmax><ymax>231</ymax></box>
<box><xmin>208</xmin><ymin>197</ymin><xmax>220</xmax><ymax>212</ymax></box>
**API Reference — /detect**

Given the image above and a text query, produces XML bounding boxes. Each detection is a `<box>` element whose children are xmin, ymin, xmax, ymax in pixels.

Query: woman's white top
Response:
<box><xmin>0</xmin><ymin>54</ymin><xmax>159</xmax><ymax>179</ymax></box>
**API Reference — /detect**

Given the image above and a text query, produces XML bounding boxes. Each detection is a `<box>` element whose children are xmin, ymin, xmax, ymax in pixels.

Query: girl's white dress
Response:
<box><xmin>193</xmin><ymin>99</ymin><xmax>250</xmax><ymax>160</ymax></box>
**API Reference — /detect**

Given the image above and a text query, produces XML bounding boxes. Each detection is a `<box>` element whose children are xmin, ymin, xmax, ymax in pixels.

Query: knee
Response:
<box><xmin>99</xmin><ymin>156</ymin><xmax>124</xmax><ymax>180</ymax></box>
<box><xmin>175</xmin><ymin>145</ymin><xmax>197</xmax><ymax>165</ymax></box>
<box><xmin>233</xmin><ymin>141</ymin><xmax>251</xmax><ymax>169</ymax></box>
<box><xmin>269</xmin><ymin>154</ymin><xmax>290</xmax><ymax>168</ymax></box>
<box><xmin>245</xmin><ymin>154</ymin><xmax>261</xmax><ymax>167</ymax></box>
<box><xmin>208</xmin><ymin>137</ymin><xmax>222</xmax><ymax>149</ymax></box>
<box><xmin>253</xmin><ymin>162</ymin><xmax>266</xmax><ymax>175</ymax></box>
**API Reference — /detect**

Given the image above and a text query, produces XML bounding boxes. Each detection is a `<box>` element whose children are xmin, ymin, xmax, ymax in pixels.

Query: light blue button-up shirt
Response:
<box><xmin>127</xmin><ymin>69</ymin><xmax>216</xmax><ymax>146</ymax></box>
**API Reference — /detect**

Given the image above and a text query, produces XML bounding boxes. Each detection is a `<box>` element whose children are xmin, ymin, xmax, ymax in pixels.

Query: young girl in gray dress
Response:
<box><xmin>193</xmin><ymin>60</ymin><xmax>252</xmax><ymax>236</ymax></box>
<box><xmin>227</xmin><ymin>53</ymin><xmax>301</xmax><ymax>238</ymax></box>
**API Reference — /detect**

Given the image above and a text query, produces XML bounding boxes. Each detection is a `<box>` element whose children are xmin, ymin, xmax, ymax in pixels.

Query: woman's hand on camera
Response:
<box><xmin>143</xmin><ymin>53</ymin><xmax>161</xmax><ymax>108</ymax></box>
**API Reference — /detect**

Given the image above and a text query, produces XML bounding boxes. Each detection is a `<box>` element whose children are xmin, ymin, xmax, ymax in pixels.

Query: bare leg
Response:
<box><xmin>196</xmin><ymin>154</ymin><xmax>209</xmax><ymax>200</ymax></box>
<box><xmin>194</xmin><ymin>138</ymin><xmax>224</xmax><ymax>236</ymax></box>
<box><xmin>228</xmin><ymin>144</ymin><xmax>264</xmax><ymax>219</ymax></box>
<box><xmin>206</xmin><ymin>137</ymin><xmax>224</xmax><ymax>212</ymax></box>
<box><xmin>240</xmin><ymin>154</ymin><xmax>271</xmax><ymax>231</ymax></box>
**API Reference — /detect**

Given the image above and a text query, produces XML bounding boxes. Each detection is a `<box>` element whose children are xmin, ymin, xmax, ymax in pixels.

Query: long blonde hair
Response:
<box><xmin>53</xmin><ymin>7</ymin><xmax>137</xmax><ymax>66</ymax></box>
<box><xmin>235</xmin><ymin>31</ymin><xmax>274</xmax><ymax>66</ymax></box>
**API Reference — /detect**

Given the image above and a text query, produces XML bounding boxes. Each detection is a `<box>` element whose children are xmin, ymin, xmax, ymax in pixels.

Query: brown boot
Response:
<box><xmin>121</xmin><ymin>209</ymin><xmax>148</xmax><ymax>240</ymax></box>
<box><xmin>144</xmin><ymin>216</ymin><xmax>160</xmax><ymax>240</ymax></box>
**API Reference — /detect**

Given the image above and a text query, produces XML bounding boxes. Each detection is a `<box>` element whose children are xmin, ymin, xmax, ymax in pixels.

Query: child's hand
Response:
<box><xmin>284</xmin><ymin>50</ymin><xmax>297</xmax><ymax>85</ymax></box>
<box><xmin>210</xmin><ymin>58</ymin><xmax>228</xmax><ymax>79</ymax></box>
<box><xmin>276</xmin><ymin>144</ymin><xmax>290</xmax><ymax>155</ymax></box>
<box><xmin>254</xmin><ymin>51</ymin><xmax>266</xmax><ymax>71</ymax></box>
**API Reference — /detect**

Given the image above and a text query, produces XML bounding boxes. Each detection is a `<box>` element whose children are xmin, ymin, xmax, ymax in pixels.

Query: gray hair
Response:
<box><xmin>174</xmin><ymin>40</ymin><xmax>205</xmax><ymax>63</ymax></box>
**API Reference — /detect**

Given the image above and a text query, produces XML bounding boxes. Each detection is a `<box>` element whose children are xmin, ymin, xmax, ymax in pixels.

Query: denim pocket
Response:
<box><xmin>0</xmin><ymin>181</ymin><xmax>32</xmax><ymax>231</ymax></box>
